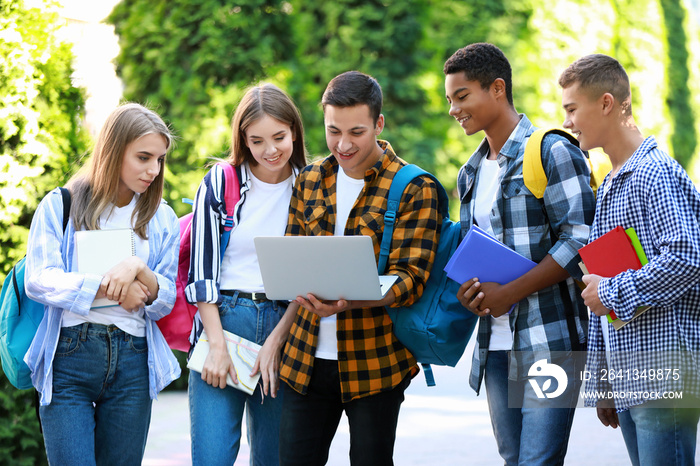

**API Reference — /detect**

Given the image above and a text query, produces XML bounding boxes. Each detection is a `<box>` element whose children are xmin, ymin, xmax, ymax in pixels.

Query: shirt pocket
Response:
<box><xmin>501</xmin><ymin>174</ymin><xmax>529</xmax><ymax>199</ymax></box>
<box><xmin>303</xmin><ymin>200</ymin><xmax>330</xmax><ymax>234</ymax></box>
<box><xmin>357</xmin><ymin>207</ymin><xmax>384</xmax><ymax>239</ymax></box>
<box><xmin>500</xmin><ymin>175</ymin><xmax>548</xmax><ymax>247</ymax></box>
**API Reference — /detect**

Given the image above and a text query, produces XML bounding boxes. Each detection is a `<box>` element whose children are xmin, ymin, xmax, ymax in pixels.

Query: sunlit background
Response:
<box><xmin>2</xmin><ymin>1</ymin><xmax>700</xmax><ymax>463</ymax></box>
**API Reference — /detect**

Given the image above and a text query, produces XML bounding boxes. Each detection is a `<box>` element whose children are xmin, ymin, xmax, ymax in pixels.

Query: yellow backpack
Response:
<box><xmin>523</xmin><ymin>128</ymin><xmax>611</xmax><ymax>199</ymax></box>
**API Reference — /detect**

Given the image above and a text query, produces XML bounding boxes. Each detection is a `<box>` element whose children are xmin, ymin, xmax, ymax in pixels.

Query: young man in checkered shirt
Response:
<box><xmin>445</xmin><ymin>43</ymin><xmax>595</xmax><ymax>465</ymax></box>
<box><xmin>561</xmin><ymin>54</ymin><xmax>700</xmax><ymax>466</ymax></box>
<box><xmin>276</xmin><ymin>71</ymin><xmax>441</xmax><ymax>466</ymax></box>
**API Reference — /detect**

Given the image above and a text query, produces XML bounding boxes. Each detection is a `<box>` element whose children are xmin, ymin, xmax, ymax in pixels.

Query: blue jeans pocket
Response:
<box><xmin>55</xmin><ymin>329</ymin><xmax>81</xmax><ymax>357</ymax></box>
<box><xmin>128</xmin><ymin>335</ymin><xmax>148</xmax><ymax>353</ymax></box>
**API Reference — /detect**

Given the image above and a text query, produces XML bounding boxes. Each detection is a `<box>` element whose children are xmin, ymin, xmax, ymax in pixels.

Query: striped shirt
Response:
<box><xmin>583</xmin><ymin>136</ymin><xmax>700</xmax><ymax>411</ymax></box>
<box><xmin>457</xmin><ymin>114</ymin><xmax>595</xmax><ymax>393</ymax></box>
<box><xmin>185</xmin><ymin>163</ymin><xmax>245</xmax><ymax>306</ymax></box>
<box><xmin>279</xmin><ymin>140</ymin><xmax>441</xmax><ymax>402</ymax></box>
<box><xmin>24</xmin><ymin>189</ymin><xmax>181</xmax><ymax>405</ymax></box>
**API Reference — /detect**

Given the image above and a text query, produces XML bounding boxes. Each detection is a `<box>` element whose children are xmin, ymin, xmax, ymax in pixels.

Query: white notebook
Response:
<box><xmin>74</xmin><ymin>228</ymin><xmax>135</xmax><ymax>309</ymax></box>
<box><xmin>187</xmin><ymin>330</ymin><xmax>262</xmax><ymax>395</ymax></box>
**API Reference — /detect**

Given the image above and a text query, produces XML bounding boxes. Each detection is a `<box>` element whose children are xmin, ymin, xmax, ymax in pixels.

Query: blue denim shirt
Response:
<box><xmin>24</xmin><ymin>188</ymin><xmax>181</xmax><ymax>405</ymax></box>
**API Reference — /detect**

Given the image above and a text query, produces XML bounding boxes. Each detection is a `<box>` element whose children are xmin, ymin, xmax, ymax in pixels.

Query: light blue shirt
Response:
<box><xmin>24</xmin><ymin>188</ymin><xmax>181</xmax><ymax>405</ymax></box>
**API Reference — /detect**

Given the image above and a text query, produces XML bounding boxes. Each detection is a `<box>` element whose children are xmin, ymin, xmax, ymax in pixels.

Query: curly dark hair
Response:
<box><xmin>443</xmin><ymin>43</ymin><xmax>513</xmax><ymax>105</ymax></box>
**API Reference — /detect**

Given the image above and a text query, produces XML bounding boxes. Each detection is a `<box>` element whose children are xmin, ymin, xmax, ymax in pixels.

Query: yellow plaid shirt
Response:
<box><xmin>279</xmin><ymin>140</ymin><xmax>441</xmax><ymax>402</ymax></box>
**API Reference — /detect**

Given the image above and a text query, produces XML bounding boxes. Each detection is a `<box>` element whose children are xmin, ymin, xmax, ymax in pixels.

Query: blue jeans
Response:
<box><xmin>40</xmin><ymin>323</ymin><xmax>151</xmax><ymax>466</ymax></box>
<box><xmin>279</xmin><ymin>358</ymin><xmax>411</xmax><ymax>466</ymax></box>
<box><xmin>484</xmin><ymin>351</ymin><xmax>580</xmax><ymax>466</ymax></box>
<box><xmin>618</xmin><ymin>397</ymin><xmax>700</xmax><ymax>466</ymax></box>
<box><xmin>189</xmin><ymin>293</ymin><xmax>285</xmax><ymax>466</ymax></box>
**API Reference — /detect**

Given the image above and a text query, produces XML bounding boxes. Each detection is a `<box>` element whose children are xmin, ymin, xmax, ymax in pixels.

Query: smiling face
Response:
<box><xmin>244</xmin><ymin>114</ymin><xmax>295</xmax><ymax>183</ymax></box>
<box><xmin>561</xmin><ymin>83</ymin><xmax>606</xmax><ymax>151</ymax></box>
<box><xmin>324</xmin><ymin>104</ymin><xmax>384</xmax><ymax>180</ymax></box>
<box><xmin>445</xmin><ymin>72</ymin><xmax>500</xmax><ymax>136</ymax></box>
<box><xmin>118</xmin><ymin>132</ymin><xmax>168</xmax><ymax>207</ymax></box>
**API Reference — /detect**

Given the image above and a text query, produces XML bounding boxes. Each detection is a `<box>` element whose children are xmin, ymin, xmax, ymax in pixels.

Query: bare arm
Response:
<box><xmin>251</xmin><ymin>301</ymin><xmax>300</xmax><ymax>397</ymax></box>
<box><xmin>459</xmin><ymin>255</ymin><xmax>570</xmax><ymax>317</ymax></box>
<box><xmin>197</xmin><ymin>302</ymin><xmax>238</xmax><ymax>388</ymax></box>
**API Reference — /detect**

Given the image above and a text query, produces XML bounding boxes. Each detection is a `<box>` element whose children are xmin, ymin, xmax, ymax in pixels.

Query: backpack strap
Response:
<box><xmin>377</xmin><ymin>164</ymin><xmax>450</xmax><ymax>274</ymax></box>
<box><xmin>377</xmin><ymin>164</ymin><xmax>449</xmax><ymax>385</ymax></box>
<box><xmin>522</xmin><ymin>128</ymin><xmax>580</xmax><ymax>199</ymax></box>
<box><xmin>59</xmin><ymin>187</ymin><xmax>71</xmax><ymax>231</ymax></box>
<box><xmin>216</xmin><ymin>162</ymin><xmax>241</xmax><ymax>257</ymax></box>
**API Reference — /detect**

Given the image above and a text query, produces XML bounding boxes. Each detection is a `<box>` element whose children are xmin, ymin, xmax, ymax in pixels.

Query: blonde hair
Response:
<box><xmin>67</xmin><ymin>103</ymin><xmax>172</xmax><ymax>239</ymax></box>
<box><xmin>229</xmin><ymin>83</ymin><xmax>307</xmax><ymax>170</ymax></box>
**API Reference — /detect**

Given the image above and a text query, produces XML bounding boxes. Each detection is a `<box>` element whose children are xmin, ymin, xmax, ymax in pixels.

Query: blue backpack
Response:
<box><xmin>0</xmin><ymin>187</ymin><xmax>71</xmax><ymax>389</ymax></box>
<box><xmin>377</xmin><ymin>164</ymin><xmax>477</xmax><ymax>386</ymax></box>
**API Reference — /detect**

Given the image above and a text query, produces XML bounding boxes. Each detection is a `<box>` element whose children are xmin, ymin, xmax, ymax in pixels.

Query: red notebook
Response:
<box><xmin>578</xmin><ymin>226</ymin><xmax>645</xmax><ymax>326</ymax></box>
<box><xmin>578</xmin><ymin>226</ymin><xmax>642</xmax><ymax>277</ymax></box>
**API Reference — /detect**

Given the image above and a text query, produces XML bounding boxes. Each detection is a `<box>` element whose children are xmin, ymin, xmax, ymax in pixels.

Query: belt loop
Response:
<box><xmin>80</xmin><ymin>322</ymin><xmax>89</xmax><ymax>341</ymax></box>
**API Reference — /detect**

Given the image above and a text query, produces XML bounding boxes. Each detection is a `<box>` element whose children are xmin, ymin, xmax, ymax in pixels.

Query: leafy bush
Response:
<box><xmin>0</xmin><ymin>0</ymin><xmax>87</xmax><ymax>463</ymax></box>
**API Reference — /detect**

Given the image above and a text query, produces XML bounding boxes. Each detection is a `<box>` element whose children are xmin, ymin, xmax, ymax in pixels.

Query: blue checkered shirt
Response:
<box><xmin>457</xmin><ymin>115</ymin><xmax>595</xmax><ymax>394</ymax></box>
<box><xmin>584</xmin><ymin>136</ymin><xmax>700</xmax><ymax>411</ymax></box>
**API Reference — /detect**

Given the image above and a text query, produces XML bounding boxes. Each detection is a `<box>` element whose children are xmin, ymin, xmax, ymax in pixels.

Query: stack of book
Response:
<box><xmin>578</xmin><ymin>226</ymin><xmax>650</xmax><ymax>330</ymax></box>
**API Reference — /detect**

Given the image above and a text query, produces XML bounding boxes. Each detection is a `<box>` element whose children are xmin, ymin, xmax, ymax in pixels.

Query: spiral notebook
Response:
<box><xmin>74</xmin><ymin>228</ymin><xmax>135</xmax><ymax>309</ymax></box>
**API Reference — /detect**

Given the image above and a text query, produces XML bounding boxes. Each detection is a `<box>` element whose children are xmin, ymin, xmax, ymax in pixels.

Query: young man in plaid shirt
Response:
<box><xmin>444</xmin><ymin>43</ymin><xmax>595</xmax><ymax>465</ymax></box>
<box><xmin>561</xmin><ymin>54</ymin><xmax>700</xmax><ymax>466</ymax></box>
<box><xmin>277</xmin><ymin>71</ymin><xmax>441</xmax><ymax>466</ymax></box>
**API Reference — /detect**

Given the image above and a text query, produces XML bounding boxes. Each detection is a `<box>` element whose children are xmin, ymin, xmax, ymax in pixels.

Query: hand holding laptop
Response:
<box><xmin>254</xmin><ymin>236</ymin><xmax>398</xmax><ymax>302</ymax></box>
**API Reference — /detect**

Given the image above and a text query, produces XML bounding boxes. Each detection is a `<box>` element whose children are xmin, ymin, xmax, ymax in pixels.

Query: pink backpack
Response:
<box><xmin>157</xmin><ymin>162</ymin><xmax>240</xmax><ymax>352</ymax></box>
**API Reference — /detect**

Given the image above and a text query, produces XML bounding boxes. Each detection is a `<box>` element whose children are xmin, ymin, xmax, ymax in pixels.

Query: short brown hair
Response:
<box><xmin>322</xmin><ymin>71</ymin><xmax>383</xmax><ymax>125</ymax></box>
<box><xmin>558</xmin><ymin>54</ymin><xmax>630</xmax><ymax>103</ymax></box>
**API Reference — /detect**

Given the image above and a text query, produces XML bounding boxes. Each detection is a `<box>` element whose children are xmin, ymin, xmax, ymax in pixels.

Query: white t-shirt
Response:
<box><xmin>220</xmin><ymin>171</ymin><xmax>293</xmax><ymax>292</ymax></box>
<box><xmin>315</xmin><ymin>168</ymin><xmax>365</xmax><ymax>360</ymax></box>
<box><xmin>63</xmin><ymin>194</ymin><xmax>149</xmax><ymax>337</ymax></box>
<box><xmin>473</xmin><ymin>157</ymin><xmax>513</xmax><ymax>351</ymax></box>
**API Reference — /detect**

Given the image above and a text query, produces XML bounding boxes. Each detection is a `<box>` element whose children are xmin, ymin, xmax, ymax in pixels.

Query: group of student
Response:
<box><xmin>22</xmin><ymin>41</ymin><xmax>700</xmax><ymax>466</ymax></box>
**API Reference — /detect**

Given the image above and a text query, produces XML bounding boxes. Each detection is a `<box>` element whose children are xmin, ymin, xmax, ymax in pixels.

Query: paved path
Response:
<box><xmin>144</xmin><ymin>346</ymin><xmax>699</xmax><ymax>465</ymax></box>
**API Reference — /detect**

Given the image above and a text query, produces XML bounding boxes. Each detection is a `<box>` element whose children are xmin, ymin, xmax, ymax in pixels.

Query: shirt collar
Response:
<box><xmin>616</xmin><ymin>136</ymin><xmax>658</xmax><ymax>176</ymax></box>
<box><xmin>471</xmin><ymin>114</ymin><xmax>532</xmax><ymax>162</ymax></box>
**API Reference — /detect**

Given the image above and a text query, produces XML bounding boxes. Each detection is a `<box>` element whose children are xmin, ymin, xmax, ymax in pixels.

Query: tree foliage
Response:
<box><xmin>0</xmin><ymin>1</ymin><xmax>88</xmax><ymax>460</ymax></box>
<box><xmin>107</xmin><ymin>0</ymin><xmax>700</xmax><ymax>220</ymax></box>
<box><xmin>109</xmin><ymin>0</ymin><xmax>295</xmax><ymax>212</ymax></box>
<box><xmin>660</xmin><ymin>0</ymin><xmax>697</xmax><ymax>167</ymax></box>
<box><xmin>0</xmin><ymin>0</ymin><xmax>89</xmax><ymax>277</ymax></box>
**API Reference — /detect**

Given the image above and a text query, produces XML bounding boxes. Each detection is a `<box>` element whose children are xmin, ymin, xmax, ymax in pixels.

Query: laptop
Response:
<box><xmin>254</xmin><ymin>236</ymin><xmax>398</xmax><ymax>301</ymax></box>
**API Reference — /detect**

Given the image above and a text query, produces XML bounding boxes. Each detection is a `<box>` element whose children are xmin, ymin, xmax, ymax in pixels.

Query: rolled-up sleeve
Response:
<box><xmin>144</xmin><ymin>204</ymin><xmax>180</xmax><ymax>320</ymax></box>
<box><xmin>185</xmin><ymin>166</ymin><xmax>226</xmax><ymax>305</ymax></box>
<box><xmin>542</xmin><ymin>139</ymin><xmax>596</xmax><ymax>279</ymax></box>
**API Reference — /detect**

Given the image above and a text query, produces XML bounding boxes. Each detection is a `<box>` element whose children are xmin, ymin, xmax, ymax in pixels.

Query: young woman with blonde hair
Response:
<box><xmin>24</xmin><ymin>102</ymin><xmax>181</xmax><ymax>465</ymax></box>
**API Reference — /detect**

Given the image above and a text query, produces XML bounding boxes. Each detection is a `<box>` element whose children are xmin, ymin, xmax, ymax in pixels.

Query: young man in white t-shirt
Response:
<box><xmin>445</xmin><ymin>43</ymin><xmax>595</xmax><ymax>465</ymax></box>
<box><xmin>277</xmin><ymin>71</ymin><xmax>442</xmax><ymax>466</ymax></box>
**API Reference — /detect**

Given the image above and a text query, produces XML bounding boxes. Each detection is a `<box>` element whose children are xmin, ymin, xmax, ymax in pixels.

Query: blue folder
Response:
<box><xmin>444</xmin><ymin>225</ymin><xmax>537</xmax><ymax>285</ymax></box>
